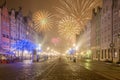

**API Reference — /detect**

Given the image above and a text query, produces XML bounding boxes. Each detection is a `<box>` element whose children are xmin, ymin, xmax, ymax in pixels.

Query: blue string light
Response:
<box><xmin>12</xmin><ymin>39</ymin><xmax>36</xmax><ymax>54</ymax></box>
<box><xmin>69</xmin><ymin>48</ymin><xmax>75</xmax><ymax>55</ymax></box>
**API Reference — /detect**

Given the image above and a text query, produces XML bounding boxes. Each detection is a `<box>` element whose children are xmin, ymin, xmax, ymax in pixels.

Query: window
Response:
<box><xmin>119</xmin><ymin>49</ymin><xmax>120</xmax><ymax>57</ymax></box>
<box><xmin>102</xmin><ymin>50</ymin><xmax>103</xmax><ymax>59</ymax></box>
<box><xmin>105</xmin><ymin>49</ymin><xmax>106</xmax><ymax>58</ymax></box>
<box><xmin>2</xmin><ymin>34</ymin><xmax>5</xmax><ymax>37</ymax></box>
<box><xmin>96</xmin><ymin>51</ymin><xmax>98</xmax><ymax>58</ymax></box>
<box><xmin>108</xmin><ymin>49</ymin><xmax>110</xmax><ymax>58</ymax></box>
<box><xmin>114</xmin><ymin>0</ymin><xmax>118</xmax><ymax>8</ymax></box>
<box><xmin>118</xmin><ymin>10</ymin><xmax>120</xmax><ymax>17</ymax></box>
<box><xmin>6</xmin><ymin>35</ymin><xmax>9</xmax><ymax>38</ymax></box>
<box><xmin>113</xmin><ymin>48</ymin><xmax>116</xmax><ymax>58</ymax></box>
<box><xmin>106</xmin><ymin>6</ymin><xmax>108</xmax><ymax>11</ymax></box>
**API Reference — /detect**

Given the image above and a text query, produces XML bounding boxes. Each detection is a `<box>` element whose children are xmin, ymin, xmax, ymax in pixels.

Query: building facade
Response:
<box><xmin>113</xmin><ymin>0</ymin><xmax>120</xmax><ymax>62</ymax></box>
<box><xmin>91</xmin><ymin>0</ymin><xmax>120</xmax><ymax>63</ymax></box>
<box><xmin>0</xmin><ymin>3</ymin><xmax>10</xmax><ymax>54</ymax></box>
<box><xmin>0</xmin><ymin>3</ymin><xmax>42</xmax><ymax>60</ymax></box>
<box><xmin>91</xmin><ymin>7</ymin><xmax>101</xmax><ymax>60</ymax></box>
<box><xmin>9</xmin><ymin>9</ymin><xmax>17</xmax><ymax>53</ymax></box>
<box><xmin>100</xmin><ymin>0</ymin><xmax>112</xmax><ymax>61</ymax></box>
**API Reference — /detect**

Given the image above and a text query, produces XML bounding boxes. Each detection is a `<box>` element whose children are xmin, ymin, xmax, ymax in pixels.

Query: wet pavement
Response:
<box><xmin>77</xmin><ymin>59</ymin><xmax>120</xmax><ymax>80</ymax></box>
<box><xmin>38</xmin><ymin>58</ymin><xmax>109</xmax><ymax>80</ymax></box>
<box><xmin>0</xmin><ymin>59</ymin><xmax>56</xmax><ymax>80</ymax></box>
<box><xmin>0</xmin><ymin>57</ymin><xmax>119</xmax><ymax>80</ymax></box>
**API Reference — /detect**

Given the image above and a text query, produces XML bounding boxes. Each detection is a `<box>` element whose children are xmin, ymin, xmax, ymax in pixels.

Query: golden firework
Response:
<box><xmin>33</xmin><ymin>10</ymin><xmax>54</xmax><ymax>32</ymax></box>
<box><xmin>58</xmin><ymin>16</ymin><xmax>80</xmax><ymax>40</ymax></box>
<box><xmin>56</xmin><ymin>0</ymin><xmax>101</xmax><ymax>30</ymax></box>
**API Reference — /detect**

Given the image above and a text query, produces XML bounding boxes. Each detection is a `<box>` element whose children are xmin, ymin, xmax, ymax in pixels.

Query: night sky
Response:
<box><xmin>5</xmin><ymin>0</ymin><xmax>59</xmax><ymax>15</ymax></box>
<box><xmin>0</xmin><ymin>0</ymin><xmax>102</xmax><ymax>52</ymax></box>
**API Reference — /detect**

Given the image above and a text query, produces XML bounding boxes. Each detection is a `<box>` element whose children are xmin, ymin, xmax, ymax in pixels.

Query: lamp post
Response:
<box><xmin>118</xmin><ymin>33</ymin><xmax>120</xmax><ymax>61</ymax></box>
<box><xmin>110</xmin><ymin>0</ymin><xmax>114</xmax><ymax>62</ymax></box>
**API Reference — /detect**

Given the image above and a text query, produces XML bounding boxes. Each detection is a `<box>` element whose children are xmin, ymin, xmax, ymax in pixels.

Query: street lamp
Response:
<box><xmin>118</xmin><ymin>33</ymin><xmax>120</xmax><ymax>61</ymax></box>
<box><xmin>38</xmin><ymin>44</ymin><xmax>41</xmax><ymax>47</ymax></box>
<box><xmin>73</xmin><ymin>43</ymin><xmax>76</xmax><ymax>47</ymax></box>
<box><xmin>36</xmin><ymin>43</ymin><xmax>42</xmax><ymax>54</ymax></box>
<box><xmin>47</xmin><ymin>47</ymin><xmax>50</xmax><ymax>51</ymax></box>
<box><xmin>75</xmin><ymin>46</ymin><xmax>78</xmax><ymax>51</ymax></box>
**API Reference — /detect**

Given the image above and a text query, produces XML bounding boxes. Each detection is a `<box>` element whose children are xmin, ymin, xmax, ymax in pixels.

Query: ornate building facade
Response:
<box><xmin>0</xmin><ymin>3</ymin><xmax>10</xmax><ymax>54</ymax></box>
<box><xmin>91</xmin><ymin>7</ymin><xmax>101</xmax><ymax>60</ymax></box>
<box><xmin>0</xmin><ymin>2</ymin><xmax>42</xmax><ymax>60</ymax></box>
<box><xmin>91</xmin><ymin>0</ymin><xmax>120</xmax><ymax>63</ymax></box>
<box><xmin>9</xmin><ymin>9</ymin><xmax>17</xmax><ymax>52</ymax></box>
<box><xmin>113</xmin><ymin>0</ymin><xmax>120</xmax><ymax>62</ymax></box>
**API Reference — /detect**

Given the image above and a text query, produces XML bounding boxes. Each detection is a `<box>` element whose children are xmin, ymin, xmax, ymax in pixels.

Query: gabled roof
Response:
<box><xmin>0</xmin><ymin>0</ymin><xmax>6</xmax><ymax>8</ymax></box>
<box><xmin>15</xmin><ymin>11</ymin><xmax>19</xmax><ymax>18</ymax></box>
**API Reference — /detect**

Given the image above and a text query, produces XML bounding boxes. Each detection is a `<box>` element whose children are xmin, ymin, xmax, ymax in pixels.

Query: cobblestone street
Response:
<box><xmin>38</xmin><ymin>58</ymin><xmax>109</xmax><ymax>80</ymax></box>
<box><xmin>0</xmin><ymin>59</ymin><xmax>57</xmax><ymax>80</ymax></box>
<box><xmin>0</xmin><ymin>57</ymin><xmax>120</xmax><ymax>80</ymax></box>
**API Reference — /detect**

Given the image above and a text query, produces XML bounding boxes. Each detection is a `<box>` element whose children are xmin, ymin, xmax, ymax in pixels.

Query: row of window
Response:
<box><xmin>95</xmin><ymin>49</ymin><xmax>120</xmax><ymax>59</ymax></box>
<box><xmin>2</xmin><ymin>14</ymin><xmax>9</xmax><ymax>22</ymax></box>
<box><xmin>2</xmin><ymin>34</ymin><xmax>17</xmax><ymax>41</ymax></box>
<box><xmin>2</xmin><ymin>22</ymin><xmax>9</xmax><ymax>27</ymax></box>
<box><xmin>101</xmin><ymin>37</ymin><xmax>111</xmax><ymax>43</ymax></box>
<box><xmin>2</xmin><ymin>42</ymin><xmax>9</xmax><ymax>46</ymax></box>
<box><xmin>2</xmin><ymin>34</ymin><xmax>9</xmax><ymax>38</ymax></box>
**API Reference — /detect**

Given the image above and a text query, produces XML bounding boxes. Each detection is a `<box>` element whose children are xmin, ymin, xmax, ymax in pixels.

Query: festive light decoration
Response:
<box><xmin>33</xmin><ymin>10</ymin><xmax>54</xmax><ymax>32</ymax></box>
<box><xmin>58</xmin><ymin>16</ymin><xmax>80</xmax><ymax>40</ymax></box>
<box><xmin>68</xmin><ymin>48</ymin><xmax>76</xmax><ymax>55</ymax></box>
<box><xmin>56</xmin><ymin>0</ymin><xmax>101</xmax><ymax>30</ymax></box>
<box><xmin>12</xmin><ymin>40</ymin><xmax>36</xmax><ymax>53</ymax></box>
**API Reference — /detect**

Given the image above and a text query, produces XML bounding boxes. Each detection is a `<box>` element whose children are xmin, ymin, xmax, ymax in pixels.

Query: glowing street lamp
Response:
<box><xmin>51</xmin><ymin>49</ymin><xmax>53</xmax><ymax>52</ymax></box>
<box><xmin>73</xmin><ymin>43</ymin><xmax>76</xmax><ymax>47</ymax></box>
<box><xmin>47</xmin><ymin>47</ymin><xmax>50</xmax><ymax>51</ymax></box>
<box><xmin>75</xmin><ymin>46</ymin><xmax>78</xmax><ymax>51</ymax></box>
<box><xmin>38</xmin><ymin>44</ymin><xmax>41</xmax><ymax>47</ymax></box>
<box><xmin>36</xmin><ymin>43</ymin><xmax>42</xmax><ymax>54</ymax></box>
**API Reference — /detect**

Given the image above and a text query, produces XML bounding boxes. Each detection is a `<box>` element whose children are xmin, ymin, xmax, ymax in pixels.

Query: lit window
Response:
<box><xmin>119</xmin><ymin>10</ymin><xmax>120</xmax><ymax>17</ymax></box>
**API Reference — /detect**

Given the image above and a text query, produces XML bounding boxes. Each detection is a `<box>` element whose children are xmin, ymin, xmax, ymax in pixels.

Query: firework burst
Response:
<box><xmin>56</xmin><ymin>0</ymin><xmax>101</xmax><ymax>29</ymax></box>
<box><xmin>58</xmin><ymin>16</ymin><xmax>80</xmax><ymax>40</ymax></box>
<box><xmin>33</xmin><ymin>10</ymin><xmax>54</xmax><ymax>32</ymax></box>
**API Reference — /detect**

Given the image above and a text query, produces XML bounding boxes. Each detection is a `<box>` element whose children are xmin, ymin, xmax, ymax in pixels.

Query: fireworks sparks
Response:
<box><xmin>58</xmin><ymin>16</ymin><xmax>80</xmax><ymax>40</ymax></box>
<box><xmin>33</xmin><ymin>10</ymin><xmax>54</xmax><ymax>32</ymax></box>
<box><xmin>56</xmin><ymin>0</ymin><xmax>101</xmax><ymax>29</ymax></box>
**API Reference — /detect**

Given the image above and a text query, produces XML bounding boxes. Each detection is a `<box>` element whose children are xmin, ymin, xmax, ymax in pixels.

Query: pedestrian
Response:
<box><xmin>73</xmin><ymin>57</ymin><xmax>76</xmax><ymax>63</ymax></box>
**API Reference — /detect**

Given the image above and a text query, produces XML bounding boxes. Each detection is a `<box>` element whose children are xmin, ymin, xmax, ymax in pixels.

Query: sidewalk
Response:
<box><xmin>77</xmin><ymin>59</ymin><xmax>120</xmax><ymax>80</ymax></box>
